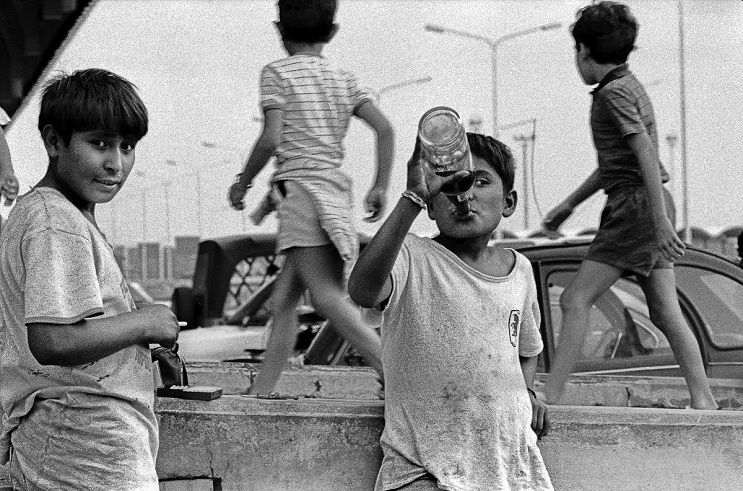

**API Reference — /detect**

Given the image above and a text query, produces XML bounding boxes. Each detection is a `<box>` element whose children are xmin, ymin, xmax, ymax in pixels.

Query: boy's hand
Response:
<box><xmin>364</xmin><ymin>186</ymin><xmax>387</xmax><ymax>222</ymax></box>
<box><xmin>542</xmin><ymin>202</ymin><xmax>573</xmax><ymax>236</ymax></box>
<box><xmin>1</xmin><ymin>172</ymin><xmax>19</xmax><ymax>206</ymax></box>
<box><xmin>138</xmin><ymin>304</ymin><xmax>181</xmax><ymax>348</ymax></box>
<box><xmin>528</xmin><ymin>389</ymin><xmax>550</xmax><ymax>439</ymax></box>
<box><xmin>406</xmin><ymin>138</ymin><xmax>469</xmax><ymax>204</ymax></box>
<box><xmin>656</xmin><ymin>217</ymin><xmax>686</xmax><ymax>262</ymax></box>
<box><xmin>228</xmin><ymin>181</ymin><xmax>249</xmax><ymax>211</ymax></box>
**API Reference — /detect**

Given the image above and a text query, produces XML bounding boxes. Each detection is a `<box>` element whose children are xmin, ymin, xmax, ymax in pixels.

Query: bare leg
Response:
<box><xmin>545</xmin><ymin>260</ymin><xmax>623</xmax><ymax>404</ymax></box>
<box><xmin>637</xmin><ymin>268</ymin><xmax>717</xmax><ymax>409</ymax></box>
<box><xmin>294</xmin><ymin>245</ymin><xmax>383</xmax><ymax>374</ymax></box>
<box><xmin>248</xmin><ymin>252</ymin><xmax>306</xmax><ymax>395</ymax></box>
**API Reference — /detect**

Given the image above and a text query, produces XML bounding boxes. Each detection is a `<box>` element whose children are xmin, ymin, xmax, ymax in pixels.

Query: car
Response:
<box><xmin>172</xmin><ymin>233</ymin><xmax>743</xmax><ymax>378</ymax></box>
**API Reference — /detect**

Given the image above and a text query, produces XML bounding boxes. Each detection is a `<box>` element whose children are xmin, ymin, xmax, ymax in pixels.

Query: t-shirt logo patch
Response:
<box><xmin>508</xmin><ymin>310</ymin><xmax>520</xmax><ymax>347</ymax></box>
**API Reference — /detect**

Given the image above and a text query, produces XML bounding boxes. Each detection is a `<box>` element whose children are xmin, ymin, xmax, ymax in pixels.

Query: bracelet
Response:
<box><xmin>402</xmin><ymin>190</ymin><xmax>426</xmax><ymax>209</ymax></box>
<box><xmin>234</xmin><ymin>173</ymin><xmax>253</xmax><ymax>190</ymax></box>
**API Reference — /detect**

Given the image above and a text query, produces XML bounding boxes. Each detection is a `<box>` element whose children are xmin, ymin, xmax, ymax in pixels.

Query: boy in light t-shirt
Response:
<box><xmin>350</xmin><ymin>133</ymin><xmax>552</xmax><ymax>490</ymax></box>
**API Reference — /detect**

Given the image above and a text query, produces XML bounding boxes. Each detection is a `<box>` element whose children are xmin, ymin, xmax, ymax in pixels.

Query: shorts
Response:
<box><xmin>276</xmin><ymin>180</ymin><xmax>332</xmax><ymax>254</ymax></box>
<box><xmin>586</xmin><ymin>186</ymin><xmax>675</xmax><ymax>277</ymax></box>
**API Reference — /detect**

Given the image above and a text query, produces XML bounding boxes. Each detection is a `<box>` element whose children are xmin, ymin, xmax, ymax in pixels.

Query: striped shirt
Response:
<box><xmin>260</xmin><ymin>54</ymin><xmax>373</xmax><ymax>170</ymax></box>
<box><xmin>590</xmin><ymin>64</ymin><xmax>669</xmax><ymax>194</ymax></box>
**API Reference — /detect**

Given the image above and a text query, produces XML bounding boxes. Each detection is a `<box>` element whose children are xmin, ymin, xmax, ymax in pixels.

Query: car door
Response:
<box><xmin>675</xmin><ymin>261</ymin><xmax>743</xmax><ymax>379</ymax></box>
<box><xmin>538</xmin><ymin>264</ymin><xmax>682</xmax><ymax>376</ymax></box>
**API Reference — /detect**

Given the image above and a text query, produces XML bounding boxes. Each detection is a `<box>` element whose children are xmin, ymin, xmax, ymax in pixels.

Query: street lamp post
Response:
<box><xmin>378</xmin><ymin>76</ymin><xmax>432</xmax><ymax>100</ymax></box>
<box><xmin>425</xmin><ymin>22</ymin><xmax>562</xmax><ymax>139</ymax></box>
<box><xmin>166</xmin><ymin>159</ymin><xmax>203</xmax><ymax>238</ymax></box>
<box><xmin>201</xmin><ymin>140</ymin><xmax>251</xmax><ymax>232</ymax></box>
<box><xmin>502</xmin><ymin>117</ymin><xmax>537</xmax><ymax>230</ymax></box>
<box><xmin>677</xmin><ymin>0</ymin><xmax>691</xmax><ymax>243</ymax></box>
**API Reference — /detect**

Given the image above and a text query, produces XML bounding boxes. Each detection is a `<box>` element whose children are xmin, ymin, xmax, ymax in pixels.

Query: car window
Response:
<box><xmin>676</xmin><ymin>266</ymin><xmax>743</xmax><ymax>349</ymax></box>
<box><xmin>224</xmin><ymin>256</ymin><xmax>281</xmax><ymax>321</ymax></box>
<box><xmin>547</xmin><ymin>271</ymin><xmax>671</xmax><ymax>362</ymax></box>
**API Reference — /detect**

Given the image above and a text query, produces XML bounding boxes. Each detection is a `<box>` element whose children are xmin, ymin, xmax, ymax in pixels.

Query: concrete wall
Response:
<box><xmin>156</xmin><ymin>396</ymin><xmax>743</xmax><ymax>490</ymax></box>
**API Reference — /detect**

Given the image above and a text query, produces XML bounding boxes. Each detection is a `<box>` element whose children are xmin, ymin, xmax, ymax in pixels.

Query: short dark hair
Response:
<box><xmin>278</xmin><ymin>0</ymin><xmax>337</xmax><ymax>43</ymax></box>
<box><xmin>571</xmin><ymin>1</ymin><xmax>637</xmax><ymax>65</ymax></box>
<box><xmin>467</xmin><ymin>133</ymin><xmax>515</xmax><ymax>192</ymax></box>
<box><xmin>38</xmin><ymin>68</ymin><xmax>148</xmax><ymax>145</ymax></box>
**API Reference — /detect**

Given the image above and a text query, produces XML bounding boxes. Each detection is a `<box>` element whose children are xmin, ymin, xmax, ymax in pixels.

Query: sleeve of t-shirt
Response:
<box><xmin>346</xmin><ymin>70</ymin><xmax>374</xmax><ymax>110</ymax></box>
<box><xmin>259</xmin><ymin>65</ymin><xmax>286</xmax><ymax>112</ymax></box>
<box><xmin>22</xmin><ymin>228</ymin><xmax>104</xmax><ymax>324</ymax></box>
<box><xmin>601</xmin><ymin>84</ymin><xmax>646</xmax><ymax>137</ymax></box>
<box><xmin>381</xmin><ymin>235</ymin><xmax>413</xmax><ymax>317</ymax></box>
<box><xmin>518</xmin><ymin>256</ymin><xmax>543</xmax><ymax>358</ymax></box>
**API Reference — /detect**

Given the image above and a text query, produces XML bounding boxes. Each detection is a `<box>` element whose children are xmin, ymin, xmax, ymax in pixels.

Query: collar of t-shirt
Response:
<box><xmin>590</xmin><ymin>63</ymin><xmax>631</xmax><ymax>95</ymax></box>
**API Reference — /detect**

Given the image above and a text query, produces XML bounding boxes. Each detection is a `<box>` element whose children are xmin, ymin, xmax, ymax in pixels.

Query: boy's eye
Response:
<box><xmin>121</xmin><ymin>142</ymin><xmax>136</xmax><ymax>152</ymax></box>
<box><xmin>474</xmin><ymin>177</ymin><xmax>490</xmax><ymax>186</ymax></box>
<box><xmin>92</xmin><ymin>140</ymin><xmax>107</xmax><ymax>149</ymax></box>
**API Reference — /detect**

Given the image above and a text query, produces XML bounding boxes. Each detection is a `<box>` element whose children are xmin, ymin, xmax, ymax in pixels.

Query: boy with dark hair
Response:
<box><xmin>229</xmin><ymin>0</ymin><xmax>394</xmax><ymax>393</ymax></box>
<box><xmin>542</xmin><ymin>1</ymin><xmax>717</xmax><ymax>409</ymax></box>
<box><xmin>350</xmin><ymin>133</ymin><xmax>552</xmax><ymax>490</ymax></box>
<box><xmin>0</xmin><ymin>68</ymin><xmax>180</xmax><ymax>488</ymax></box>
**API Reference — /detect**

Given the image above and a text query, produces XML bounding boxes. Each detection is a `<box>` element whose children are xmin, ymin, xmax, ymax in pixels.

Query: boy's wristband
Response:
<box><xmin>402</xmin><ymin>190</ymin><xmax>426</xmax><ymax>209</ymax></box>
<box><xmin>235</xmin><ymin>173</ymin><xmax>253</xmax><ymax>191</ymax></box>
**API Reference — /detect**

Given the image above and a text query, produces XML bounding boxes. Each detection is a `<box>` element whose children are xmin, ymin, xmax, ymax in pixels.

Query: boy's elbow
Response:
<box><xmin>348</xmin><ymin>276</ymin><xmax>374</xmax><ymax>308</ymax></box>
<box><xmin>377</xmin><ymin>121</ymin><xmax>395</xmax><ymax>143</ymax></box>
<box><xmin>27</xmin><ymin>324</ymin><xmax>69</xmax><ymax>365</ymax></box>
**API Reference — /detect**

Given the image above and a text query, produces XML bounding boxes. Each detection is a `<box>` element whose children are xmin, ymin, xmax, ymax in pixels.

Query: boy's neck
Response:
<box><xmin>434</xmin><ymin>232</ymin><xmax>515</xmax><ymax>276</ymax></box>
<box><xmin>286</xmin><ymin>42</ymin><xmax>325</xmax><ymax>57</ymax></box>
<box><xmin>434</xmin><ymin>232</ymin><xmax>491</xmax><ymax>259</ymax></box>
<box><xmin>592</xmin><ymin>62</ymin><xmax>624</xmax><ymax>85</ymax></box>
<box><xmin>37</xmin><ymin>169</ymin><xmax>94</xmax><ymax>215</ymax></box>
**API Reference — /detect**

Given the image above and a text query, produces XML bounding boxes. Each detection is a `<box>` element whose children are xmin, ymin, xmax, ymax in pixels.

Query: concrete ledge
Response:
<box><xmin>155</xmin><ymin>396</ymin><xmax>743</xmax><ymax>490</ymax></box>
<box><xmin>186</xmin><ymin>362</ymin><xmax>743</xmax><ymax>409</ymax></box>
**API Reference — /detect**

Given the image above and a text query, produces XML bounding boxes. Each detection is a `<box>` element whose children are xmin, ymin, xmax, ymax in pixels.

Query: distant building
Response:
<box><xmin>127</xmin><ymin>245</ymin><xmax>143</xmax><ymax>281</ymax></box>
<box><xmin>173</xmin><ymin>235</ymin><xmax>199</xmax><ymax>279</ymax></box>
<box><xmin>144</xmin><ymin>242</ymin><xmax>160</xmax><ymax>280</ymax></box>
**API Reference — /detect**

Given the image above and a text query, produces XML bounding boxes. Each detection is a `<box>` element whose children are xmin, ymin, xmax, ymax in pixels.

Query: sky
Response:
<box><xmin>4</xmin><ymin>0</ymin><xmax>743</xmax><ymax>246</ymax></box>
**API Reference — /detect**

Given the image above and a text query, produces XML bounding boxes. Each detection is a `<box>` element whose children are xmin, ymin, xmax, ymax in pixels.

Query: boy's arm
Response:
<box><xmin>520</xmin><ymin>355</ymin><xmax>550</xmax><ymax>439</ymax></box>
<box><xmin>228</xmin><ymin>108</ymin><xmax>282</xmax><ymax>210</ymax></box>
<box><xmin>348</xmin><ymin>138</ymin><xmax>465</xmax><ymax>308</ymax></box>
<box><xmin>0</xmin><ymin>126</ymin><xmax>19</xmax><ymax>205</ymax></box>
<box><xmin>27</xmin><ymin>304</ymin><xmax>179</xmax><ymax>366</ymax></box>
<box><xmin>354</xmin><ymin>101</ymin><xmax>395</xmax><ymax>222</ymax></box>
<box><xmin>627</xmin><ymin>132</ymin><xmax>685</xmax><ymax>260</ymax></box>
<box><xmin>542</xmin><ymin>169</ymin><xmax>601</xmax><ymax>232</ymax></box>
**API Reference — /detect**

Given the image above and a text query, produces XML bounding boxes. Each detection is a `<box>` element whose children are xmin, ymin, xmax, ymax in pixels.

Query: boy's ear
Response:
<box><xmin>41</xmin><ymin>124</ymin><xmax>63</xmax><ymax>158</ymax></box>
<box><xmin>577</xmin><ymin>42</ymin><xmax>591</xmax><ymax>60</ymax></box>
<box><xmin>502</xmin><ymin>189</ymin><xmax>517</xmax><ymax>218</ymax></box>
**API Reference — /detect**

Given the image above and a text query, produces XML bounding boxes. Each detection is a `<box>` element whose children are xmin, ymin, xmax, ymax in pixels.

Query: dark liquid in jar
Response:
<box><xmin>436</xmin><ymin>170</ymin><xmax>475</xmax><ymax>196</ymax></box>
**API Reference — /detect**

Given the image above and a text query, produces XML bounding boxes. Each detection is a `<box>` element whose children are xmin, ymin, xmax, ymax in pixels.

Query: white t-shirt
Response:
<box><xmin>0</xmin><ymin>187</ymin><xmax>158</xmax><ymax>489</ymax></box>
<box><xmin>260</xmin><ymin>53</ymin><xmax>373</xmax><ymax>171</ymax></box>
<box><xmin>375</xmin><ymin>234</ymin><xmax>552</xmax><ymax>491</ymax></box>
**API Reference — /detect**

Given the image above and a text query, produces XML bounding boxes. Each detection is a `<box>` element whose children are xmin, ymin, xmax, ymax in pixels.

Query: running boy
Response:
<box><xmin>228</xmin><ymin>0</ymin><xmax>394</xmax><ymax>393</ymax></box>
<box><xmin>349</xmin><ymin>134</ymin><xmax>552</xmax><ymax>490</ymax></box>
<box><xmin>0</xmin><ymin>68</ymin><xmax>180</xmax><ymax>488</ymax></box>
<box><xmin>542</xmin><ymin>1</ymin><xmax>717</xmax><ymax>409</ymax></box>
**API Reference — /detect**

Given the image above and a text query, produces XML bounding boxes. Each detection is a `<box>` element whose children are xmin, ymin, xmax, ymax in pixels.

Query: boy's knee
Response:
<box><xmin>559</xmin><ymin>288</ymin><xmax>592</xmax><ymax>310</ymax></box>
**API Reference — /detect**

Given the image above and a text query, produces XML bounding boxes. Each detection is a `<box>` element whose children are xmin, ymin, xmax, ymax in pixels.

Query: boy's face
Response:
<box><xmin>46</xmin><ymin>128</ymin><xmax>137</xmax><ymax>206</ymax></box>
<box><xmin>575</xmin><ymin>43</ymin><xmax>597</xmax><ymax>85</ymax></box>
<box><xmin>427</xmin><ymin>155</ymin><xmax>516</xmax><ymax>240</ymax></box>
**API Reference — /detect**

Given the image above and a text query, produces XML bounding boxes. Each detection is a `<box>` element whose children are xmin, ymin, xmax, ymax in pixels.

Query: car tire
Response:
<box><xmin>171</xmin><ymin>287</ymin><xmax>196</xmax><ymax>329</ymax></box>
